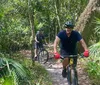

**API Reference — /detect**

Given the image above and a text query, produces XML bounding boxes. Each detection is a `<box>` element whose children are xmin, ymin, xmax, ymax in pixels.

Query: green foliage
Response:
<box><xmin>94</xmin><ymin>17</ymin><xmax>100</xmax><ymax>41</ymax></box>
<box><xmin>9</xmin><ymin>52</ymin><xmax>52</xmax><ymax>85</ymax></box>
<box><xmin>0</xmin><ymin>53</ymin><xmax>30</xmax><ymax>85</ymax></box>
<box><xmin>0</xmin><ymin>0</ymin><xmax>31</xmax><ymax>53</ymax></box>
<box><xmin>0</xmin><ymin>0</ymin><xmax>89</xmax><ymax>53</ymax></box>
<box><xmin>89</xmin><ymin>42</ymin><xmax>100</xmax><ymax>58</ymax></box>
<box><xmin>85</xmin><ymin>42</ymin><xmax>100</xmax><ymax>85</ymax></box>
<box><xmin>94</xmin><ymin>18</ymin><xmax>100</xmax><ymax>34</ymax></box>
<box><xmin>87</xmin><ymin>61</ymin><xmax>100</xmax><ymax>84</ymax></box>
<box><xmin>0</xmin><ymin>76</ymin><xmax>14</xmax><ymax>85</ymax></box>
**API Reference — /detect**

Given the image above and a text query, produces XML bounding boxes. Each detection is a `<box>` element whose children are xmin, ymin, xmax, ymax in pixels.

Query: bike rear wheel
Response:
<box><xmin>37</xmin><ymin>49</ymin><xmax>49</xmax><ymax>64</ymax></box>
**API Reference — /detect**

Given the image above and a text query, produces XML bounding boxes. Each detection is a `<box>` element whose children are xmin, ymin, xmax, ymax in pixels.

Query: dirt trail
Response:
<box><xmin>20</xmin><ymin>45</ymin><xmax>91</xmax><ymax>85</ymax></box>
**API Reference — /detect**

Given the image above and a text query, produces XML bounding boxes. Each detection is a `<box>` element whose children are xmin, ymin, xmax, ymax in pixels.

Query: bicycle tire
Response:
<box><xmin>37</xmin><ymin>49</ymin><xmax>49</xmax><ymax>64</ymax></box>
<box><xmin>67</xmin><ymin>66</ymin><xmax>72</xmax><ymax>85</ymax></box>
<box><xmin>72</xmin><ymin>69</ymin><xmax>78</xmax><ymax>85</ymax></box>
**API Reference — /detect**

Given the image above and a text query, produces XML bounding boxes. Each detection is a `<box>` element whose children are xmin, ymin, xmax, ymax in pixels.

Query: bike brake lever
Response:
<box><xmin>60</xmin><ymin>56</ymin><xmax>64</xmax><ymax>59</ymax></box>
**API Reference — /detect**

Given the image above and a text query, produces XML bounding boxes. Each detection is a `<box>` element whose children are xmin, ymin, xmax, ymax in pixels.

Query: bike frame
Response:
<box><xmin>67</xmin><ymin>56</ymin><xmax>78</xmax><ymax>85</ymax></box>
<box><xmin>61</xmin><ymin>54</ymin><xmax>82</xmax><ymax>85</ymax></box>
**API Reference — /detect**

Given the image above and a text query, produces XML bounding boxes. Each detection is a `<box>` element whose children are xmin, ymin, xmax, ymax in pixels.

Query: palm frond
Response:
<box><xmin>94</xmin><ymin>17</ymin><xmax>100</xmax><ymax>36</ymax></box>
<box><xmin>9</xmin><ymin>60</ymin><xmax>27</xmax><ymax>78</ymax></box>
<box><xmin>0</xmin><ymin>57</ymin><xmax>30</xmax><ymax>85</ymax></box>
<box><xmin>89</xmin><ymin>42</ymin><xmax>100</xmax><ymax>64</ymax></box>
<box><xmin>89</xmin><ymin>42</ymin><xmax>100</xmax><ymax>57</ymax></box>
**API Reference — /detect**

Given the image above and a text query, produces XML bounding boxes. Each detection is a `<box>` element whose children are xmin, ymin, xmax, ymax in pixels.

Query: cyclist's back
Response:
<box><xmin>36</xmin><ymin>31</ymin><xmax>44</xmax><ymax>45</ymax></box>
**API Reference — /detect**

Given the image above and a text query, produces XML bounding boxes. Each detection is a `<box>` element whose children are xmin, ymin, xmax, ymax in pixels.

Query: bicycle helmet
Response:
<box><xmin>64</xmin><ymin>21</ymin><xmax>74</xmax><ymax>28</ymax></box>
<box><xmin>36</xmin><ymin>31</ymin><xmax>40</xmax><ymax>34</ymax></box>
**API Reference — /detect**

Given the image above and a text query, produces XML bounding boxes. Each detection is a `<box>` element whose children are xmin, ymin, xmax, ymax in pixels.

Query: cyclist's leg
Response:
<box><xmin>34</xmin><ymin>42</ymin><xmax>39</xmax><ymax>59</ymax></box>
<box><xmin>34</xmin><ymin>42</ymin><xmax>37</xmax><ymax>57</ymax></box>
<box><xmin>60</xmin><ymin>49</ymin><xmax>70</xmax><ymax>68</ymax></box>
<box><xmin>60</xmin><ymin>49</ymin><xmax>69</xmax><ymax>78</ymax></box>
<box><xmin>62</xmin><ymin>58</ymin><xmax>69</xmax><ymax>69</ymax></box>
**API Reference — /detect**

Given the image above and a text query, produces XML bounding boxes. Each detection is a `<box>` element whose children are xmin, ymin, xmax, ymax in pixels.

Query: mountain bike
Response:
<box><xmin>36</xmin><ymin>44</ymin><xmax>49</xmax><ymax>64</ymax></box>
<box><xmin>61</xmin><ymin>54</ymin><xmax>83</xmax><ymax>85</ymax></box>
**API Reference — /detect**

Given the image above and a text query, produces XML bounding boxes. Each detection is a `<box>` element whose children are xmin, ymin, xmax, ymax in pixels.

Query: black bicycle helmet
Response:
<box><xmin>64</xmin><ymin>21</ymin><xmax>74</xmax><ymax>28</ymax></box>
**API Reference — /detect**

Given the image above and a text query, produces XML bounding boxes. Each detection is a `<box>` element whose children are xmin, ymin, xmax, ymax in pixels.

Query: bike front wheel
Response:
<box><xmin>38</xmin><ymin>49</ymin><xmax>49</xmax><ymax>64</ymax></box>
<box><xmin>67</xmin><ymin>67</ymin><xmax>78</xmax><ymax>85</ymax></box>
<box><xmin>67</xmin><ymin>67</ymin><xmax>72</xmax><ymax>85</ymax></box>
<box><xmin>71</xmin><ymin>69</ymin><xmax>78</xmax><ymax>85</ymax></box>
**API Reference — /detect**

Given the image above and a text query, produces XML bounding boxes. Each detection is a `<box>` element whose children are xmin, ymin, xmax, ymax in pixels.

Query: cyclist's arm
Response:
<box><xmin>35</xmin><ymin>36</ymin><xmax>39</xmax><ymax>43</ymax></box>
<box><xmin>54</xmin><ymin>36</ymin><xmax>60</xmax><ymax>53</ymax></box>
<box><xmin>79</xmin><ymin>39</ymin><xmax>88</xmax><ymax>51</ymax></box>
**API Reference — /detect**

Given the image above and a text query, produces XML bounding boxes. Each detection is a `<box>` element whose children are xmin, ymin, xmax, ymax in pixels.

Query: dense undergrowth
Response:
<box><xmin>83</xmin><ymin>42</ymin><xmax>100</xmax><ymax>85</ymax></box>
<box><xmin>0</xmin><ymin>52</ymin><xmax>52</xmax><ymax>85</ymax></box>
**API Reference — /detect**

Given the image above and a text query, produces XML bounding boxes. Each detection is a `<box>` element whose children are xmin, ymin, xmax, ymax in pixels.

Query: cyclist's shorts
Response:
<box><xmin>34</xmin><ymin>42</ymin><xmax>43</xmax><ymax>49</ymax></box>
<box><xmin>60</xmin><ymin>49</ymin><xmax>78</xmax><ymax>67</ymax></box>
<box><xmin>60</xmin><ymin>49</ymin><xmax>77</xmax><ymax>57</ymax></box>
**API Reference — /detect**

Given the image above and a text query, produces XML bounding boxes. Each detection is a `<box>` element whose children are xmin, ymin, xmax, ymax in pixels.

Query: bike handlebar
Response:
<box><xmin>60</xmin><ymin>54</ymin><xmax>84</xmax><ymax>59</ymax></box>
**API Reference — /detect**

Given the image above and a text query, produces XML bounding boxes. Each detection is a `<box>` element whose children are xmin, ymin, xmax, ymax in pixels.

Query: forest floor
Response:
<box><xmin>20</xmin><ymin>44</ymin><xmax>91</xmax><ymax>85</ymax></box>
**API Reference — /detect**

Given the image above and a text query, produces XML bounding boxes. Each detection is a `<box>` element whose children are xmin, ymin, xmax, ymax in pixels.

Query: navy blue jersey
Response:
<box><xmin>36</xmin><ymin>33</ymin><xmax>44</xmax><ymax>44</ymax></box>
<box><xmin>57</xmin><ymin>30</ymin><xmax>82</xmax><ymax>54</ymax></box>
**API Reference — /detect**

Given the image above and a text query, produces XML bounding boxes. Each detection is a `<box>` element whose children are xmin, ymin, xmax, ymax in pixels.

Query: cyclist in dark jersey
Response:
<box><xmin>34</xmin><ymin>28</ymin><xmax>45</xmax><ymax>59</ymax></box>
<box><xmin>54</xmin><ymin>21</ymin><xmax>89</xmax><ymax>78</ymax></box>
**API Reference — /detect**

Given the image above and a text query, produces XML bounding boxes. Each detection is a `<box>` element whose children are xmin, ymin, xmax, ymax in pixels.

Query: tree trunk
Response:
<box><xmin>74</xmin><ymin>0</ymin><xmax>100</xmax><ymax>51</ymax></box>
<box><xmin>28</xmin><ymin>0</ymin><xmax>35</xmax><ymax>65</ymax></box>
<box><xmin>75</xmin><ymin>0</ymin><xmax>99</xmax><ymax>32</ymax></box>
<box><xmin>55</xmin><ymin>0</ymin><xmax>61</xmax><ymax>31</ymax></box>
